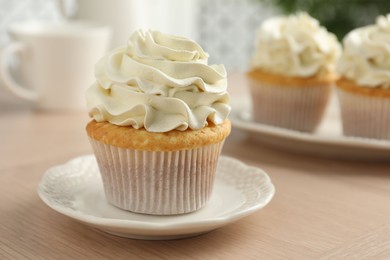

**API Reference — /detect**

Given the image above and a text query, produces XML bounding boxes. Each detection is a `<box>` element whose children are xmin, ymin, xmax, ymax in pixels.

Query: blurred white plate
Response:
<box><xmin>38</xmin><ymin>155</ymin><xmax>275</xmax><ymax>240</ymax></box>
<box><xmin>231</xmin><ymin>94</ymin><xmax>390</xmax><ymax>161</ymax></box>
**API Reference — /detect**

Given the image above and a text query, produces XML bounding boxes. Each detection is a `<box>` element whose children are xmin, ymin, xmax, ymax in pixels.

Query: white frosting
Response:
<box><xmin>251</xmin><ymin>13</ymin><xmax>341</xmax><ymax>77</ymax></box>
<box><xmin>86</xmin><ymin>30</ymin><xmax>230</xmax><ymax>132</ymax></box>
<box><xmin>338</xmin><ymin>14</ymin><xmax>390</xmax><ymax>88</ymax></box>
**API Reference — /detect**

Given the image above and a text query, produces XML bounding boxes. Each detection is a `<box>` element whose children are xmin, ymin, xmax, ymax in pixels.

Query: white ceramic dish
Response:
<box><xmin>231</xmin><ymin>95</ymin><xmax>390</xmax><ymax>161</ymax></box>
<box><xmin>38</xmin><ymin>155</ymin><xmax>275</xmax><ymax>240</ymax></box>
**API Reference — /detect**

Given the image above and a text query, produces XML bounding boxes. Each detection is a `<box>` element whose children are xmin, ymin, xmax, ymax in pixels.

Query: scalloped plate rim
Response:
<box><xmin>37</xmin><ymin>155</ymin><xmax>275</xmax><ymax>235</ymax></box>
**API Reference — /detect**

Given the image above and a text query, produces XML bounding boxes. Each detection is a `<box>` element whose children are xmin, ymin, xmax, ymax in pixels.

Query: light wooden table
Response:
<box><xmin>1</xmin><ymin>73</ymin><xmax>390</xmax><ymax>259</ymax></box>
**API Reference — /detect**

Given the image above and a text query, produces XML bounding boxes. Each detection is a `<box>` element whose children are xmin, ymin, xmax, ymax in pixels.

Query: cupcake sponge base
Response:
<box><xmin>337</xmin><ymin>78</ymin><xmax>390</xmax><ymax>140</ymax></box>
<box><xmin>247</xmin><ymin>70</ymin><xmax>332</xmax><ymax>132</ymax></box>
<box><xmin>86</xmin><ymin>120</ymin><xmax>231</xmax><ymax>215</ymax></box>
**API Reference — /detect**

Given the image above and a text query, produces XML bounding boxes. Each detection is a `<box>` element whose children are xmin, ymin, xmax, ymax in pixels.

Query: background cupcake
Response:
<box><xmin>86</xmin><ymin>30</ymin><xmax>231</xmax><ymax>215</ymax></box>
<box><xmin>337</xmin><ymin>15</ymin><xmax>390</xmax><ymax>140</ymax></box>
<box><xmin>247</xmin><ymin>12</ymin><xmax>341</xmax><ymax>132</ymax></box>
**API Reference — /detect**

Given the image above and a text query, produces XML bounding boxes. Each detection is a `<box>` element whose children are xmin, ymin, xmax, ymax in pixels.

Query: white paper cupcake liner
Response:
<box><xmin>337</xmin><ymin>88</ymin><xmax>390</xmax><ymax>140</ymax></box>
<box><xmin>88</xmin><ymin>138</ymin><xmax>225</xmax><ymax>215</ymax></box>
<box><xmin>248</xmin><ymin>78</ymin><xmax>331</xmax><ymax>132</ymax></box>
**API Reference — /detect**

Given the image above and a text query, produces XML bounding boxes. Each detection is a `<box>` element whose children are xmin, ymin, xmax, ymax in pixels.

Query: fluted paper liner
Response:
<box><xmin>248</xmin><ymin>78</ymin><xmax>331</xmax><ymax>132</ymax></box>
<box><xmin>89</xmin><ymin>138</ymin><xmax>225</xmax><ymax>215</ymax></box>
<box><xmin>337</xmin><ymin>88</ymin><xmax>390</xmax><ymax>140</ymax></box>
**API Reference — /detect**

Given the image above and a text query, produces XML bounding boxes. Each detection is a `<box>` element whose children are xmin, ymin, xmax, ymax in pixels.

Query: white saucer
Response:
<box><xmin>38</xmin><ymin>155</ymin><xmax>275</xmax><ymax>240</ymax></box>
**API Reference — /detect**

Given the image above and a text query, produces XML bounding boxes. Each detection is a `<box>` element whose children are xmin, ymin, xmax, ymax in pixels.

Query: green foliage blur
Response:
<box><xmin>261</xmin><ymin>0</ymin><xmax>390</xmax><ymax>40</ymax></box>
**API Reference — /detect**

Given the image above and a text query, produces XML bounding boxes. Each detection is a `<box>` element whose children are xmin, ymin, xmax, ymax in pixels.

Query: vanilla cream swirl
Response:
<box><xmin>338</xmin><ymin>15</ymin><xmax>390</xmax><ymax>88</ymax></box>
<box><xmin>251</xmin><ymin>13</ymin><xmax>341</xmax><ymax>77</ymax></box>
<box><xmin>86</xmin><ymin>30</ymin><xmax>230</xmax><ymax>132</ymax></box>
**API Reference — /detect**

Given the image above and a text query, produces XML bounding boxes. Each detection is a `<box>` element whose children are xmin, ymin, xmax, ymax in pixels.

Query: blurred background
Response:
<box><xmin>1</xmin><ymin>0</ymin><xmax>390</xmax><ymax>109</ymax></box>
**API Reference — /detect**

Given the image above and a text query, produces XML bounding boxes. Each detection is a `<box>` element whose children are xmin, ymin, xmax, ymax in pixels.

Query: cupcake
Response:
<box><xmin>85</xmin><ymin>30</ymin><xmax>231</xmax><ymax>215</ymax></box>
<box><xmin>248</xmin><ymin>13</ymin><xmax>341</xmax><ymax>132</ymax></box>
<box><xmin>337</xmin><ymin>15</ymin><xmax>390</xmax><ymax>140</ymax></box>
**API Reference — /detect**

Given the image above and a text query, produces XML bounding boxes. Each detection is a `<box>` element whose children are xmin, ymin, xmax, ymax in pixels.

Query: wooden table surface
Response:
<box><xmin>1</xmin><ymin>73</ymin><xmax>390</xmax><ymax>259</ymax></box>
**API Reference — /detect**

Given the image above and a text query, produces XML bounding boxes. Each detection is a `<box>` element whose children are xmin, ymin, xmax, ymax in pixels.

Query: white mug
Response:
<box><xmin>0</xmin><ymin>21</ymin><xmax>111</xmax><ymax>110</ymax></box>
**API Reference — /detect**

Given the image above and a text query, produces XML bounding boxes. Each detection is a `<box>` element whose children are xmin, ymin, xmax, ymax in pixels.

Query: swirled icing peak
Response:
<box><xmin>338</xmin><ymin>14</ymin><xmax>390</xmax><ymax>88</ymax></box>
<box><xmin>251</xmin><ymin>12</ymin><xmax>341</xmax><ymax>77</ymax></box>
<box><xmin>86</xmin><ymin>30</ymin><xmax>230</xmax><ymax>132</ymax></box>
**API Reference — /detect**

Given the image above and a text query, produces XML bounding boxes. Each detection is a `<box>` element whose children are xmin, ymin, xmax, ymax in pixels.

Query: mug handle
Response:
<box><xmin>0</xmin><ymin>42</ymin><xmax>39</xmax><ymax>101</ymax></box>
